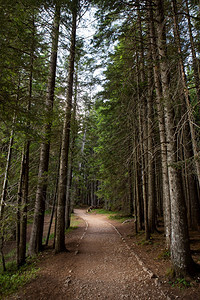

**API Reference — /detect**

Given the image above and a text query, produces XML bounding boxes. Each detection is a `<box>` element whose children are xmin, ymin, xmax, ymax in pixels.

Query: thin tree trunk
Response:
<box><xmin>45</xmin><ymin>178</ymin><xmax>58</xmax><ymax>246</ymax></box>
<box><xmin>147</xmin><ymin>43</ymin><xmax>156</xmax><ymax>233</ymax></box>
<box><xmin>137</xmin><ymin>146</ymin><xmax>143</xmax><ymax>231</ymax></box>
<box><xmin>0</xmin><ymin>115</ymin><xmax>15</xmax><ymax>219</ymax></box>
<box><xmin>65</xmin><ymin>71</ymin><xmax>78</xmax><ymax>229</ymax></box>
<box><xmin>128</xmin><ymin>161</ymin><xmax>134</xmax><ymax>215</ymax></box>
<box><xmin>185</xmin><ymin>0</ymin><xmax>200</xmax><ymax>103</ymax></box>
<box><xmin>136</xmin><ymin>2</ymin><xmax>150</xmax><ymax>240</ymax></box>
<box><xmin>55</xmin><ymin>1</ymin><xmax>78</xmax><ymax>253</ymax></box>
<box><xmin>0</xmin><ymin>235</ymin><xmax>6</xmax><ymax>271</ymax></box>
<box><xmin>0</xmin><ymin>114</ymin><xmax>16</xmax><ymax>272</ymax></box>
<box><xmin>133</xmin><ymin>132</ymin><xmax>140</xmax><ymax>233</ymax></box>
<box><xmin>182</xmin><ymin>124</ymin><xmax>200</xmax><ymax>230</ymax></box>
<box><xmin>17</xmin><ymin>18</ymin><xmax>34</xmax><ymax>265</ymax></box>
<box><xmin>17</xmin><ymin>142</ymin><xmax>30</xmax><ymax>266</ymax></box>
<box><xmin>65</xmin><ymin>162</ymin><xmax>73</xmax><ymax>229</ymax></box>
<box><xmin>28</xmin><ymin>4</ymin><xmax>60</xmax><ymax>256</ymax></box>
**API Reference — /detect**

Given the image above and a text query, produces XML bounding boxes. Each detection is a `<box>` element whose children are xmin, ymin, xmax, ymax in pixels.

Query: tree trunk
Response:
<box><xmin>136</xmin><ymin>146</ymin><xmax>143</xmax><ymax>231</ymax></box>
<box><xmin>185</xmin><ymin>0</ymin><xmax>200</xmax><ymax>103</ymax></box>
<box><xmin>171</xmin><ymin>0</ymin><xmax>200</xmax><ymax>188</ymax></box>
<box><xmin>182</xmin><ymin>124</ymin><xmax>200</xmax><ymax>230</ymax></box>
<box><xmin>45</xmin><ymin>148</ymin><xmax>60</xmax><ymax>246</ymax></box>
<box><xmin>45</xmin><ymin>177</ymin><xmax>58</xmax><ymax>246</ymax></box>
<box><xmin>0</xmin><ymin>114</ymin><xmax>15</xmax><ymax>272</ymax></box>
<box><xmin>55</xmin><ymin>1</ymin><xmax>78</xmax><ymax>253</ymax></box>
<box><xmin>17</xmin><ymin>141</ymin><xmax>30</xmax><ymax>267</ymax></box>
<box><xmin>136</xmin><ymin>2</ymin><xmax>150</xmax><ymax>240</ymax></box>
<box><xmin>65</xmin><ymin>71</ymin><xmax>78</xmax><ymax>229</ymax></box>
<box><xmin>156</xmin><ymin>0</ymin><xmax>195</xmax><ymax>277</ymax></box>
<box><xmin>147</xmin><ymin>42</ymin><xmax>156</xmax><ymax>233</ymax></box>
<box><xmin>128</xmin><ymin>161</ymin><xmax>134</xmax><ymax>216</ymax></box>
<box><xmin>28</xmin><ymin>4</ymin><xmax>60</xmax><ymax>256</ymax></box>
<box><xmin>0</xmin><ymin>115</ymin><xmax>15</xmax><ymax>220</ymax></box>
<box><xmin>17</xmin><ymin>19</ymin><xmax>34</xmax><ymax>265</ymax></box>
<box><xmin>148</xmin><ymin>0</ymin><xmax>171</xmax><ymax>248</ymax></box>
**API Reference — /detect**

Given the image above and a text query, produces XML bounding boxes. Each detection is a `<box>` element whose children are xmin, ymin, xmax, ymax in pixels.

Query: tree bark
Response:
<box><xmin>55</xmin><ymin>1</ymin><xmax>78</xmax><ymax>253</ymax></box>
<box><xmin>65</xmin><ymin>71</ymin><xmax>78</xmax><ymax>229</ymax></box>
<box><xmin>182</xmin><ymin>123</ymin><xmax>200</xmax><ymax>230</ymax></box>
<box><xmin>147</xmin><ymin>41</ymin><xmax>156</xmax><ymax>233</ymax></box>
<box><xmin>136</xmin><ymin>3</ymin><xmax>150</xmax><ymax>239</ymax></box>
<box><xmin>28</xmin><ymin>4</ymin><xmax>60</xmax><ymax>256</ymax></box>
<box><xmin>185</xmin><ymin>0</ymin><xmax>200</xmax><ymax>104</ymax></box>
<box><xmin>148</xmin><ymin>0</ymin><xmax>171</xmax><ymax>248</ymax></box>
<box><xmin>171</xmin><ymin>0</ymin><xmax>200</xmax><ymax>189</ymax></box>
<box><xmin>155</xmin><ymin>0</ymin><xmax>195</xmax><ymax>276</ymax></box>
<box><xmin>17</xmin><ymin>17</ymin><xmax>34</xmax><ymax>265</ymax></box>
<box><xmin>17</xmin><ymin>141</ymin><xmax>30</xmax><ymax>267</ymax></box>
<box><xmin>0</xmin><ymin>119</ymin><xmax>15</xmax><ymax>220</ymax></box>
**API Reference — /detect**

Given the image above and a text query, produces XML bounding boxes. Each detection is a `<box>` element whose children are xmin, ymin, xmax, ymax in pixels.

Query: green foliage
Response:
<box><xmin>0</xmin><ymin>259</ymin><xmax>39</xmax><ymax>296</ymax></box>
<box><xmin>168</xmin><ymin>278</ymin><xmax>191</xmax><ymax>289</ymax></box>
<box><xmin>89</xmin><ymin>208</ymin><xmax>115</xmax><ymax>215</ymax></box>
<box><xmin>91</xmin><ymin>35</ymin><xmax>137</xmax><ymax>212</ymax></box>
<box><xmin>0</xmin><ymin>249</ymin><xmax>16</xmax><ymax>270</ymax></box>
<box><xmin>108</xmin><ymin>214</ymin><xmax>133</xmax><ymax>223</ymax></box>
<box><xmin>88</xmin><ymin>208</ymin><xmax>132</xmax><ymax>223</ymax></box>
<box><xmin>65</xmin><ymin>215</ymin><xmax>80</xmax><ymax>232</ymax></box>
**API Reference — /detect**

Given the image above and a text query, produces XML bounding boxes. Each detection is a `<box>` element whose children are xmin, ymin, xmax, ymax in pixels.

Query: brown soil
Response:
<box><xmin>5</xmin><ymin>209</ymin><xmax>200</xmax><ymax>299</ymax></box>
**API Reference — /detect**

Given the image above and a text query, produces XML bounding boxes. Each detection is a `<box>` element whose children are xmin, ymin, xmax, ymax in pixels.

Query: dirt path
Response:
<box><xmin>66</xmin><ymin>209</ymin><xmax>166</xmax><ymax>300</ymax></box>
<box><xmin>9</xmin><ymin>209</ymin><xmax>169</xmax><ymax>300</ymax></box>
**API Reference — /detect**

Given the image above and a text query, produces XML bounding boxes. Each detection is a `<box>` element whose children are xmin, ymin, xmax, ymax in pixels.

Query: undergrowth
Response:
<box><xmin>168</xmin><ymin>277</ymin><xmax>191</xmax><ymax>289</ymax></box>
<box><xmin>0</xmin><ymin>257</ymin><xmax>39</xmax><ymax>297</ymax></box>
<box><xmin>157</xmin><ymin>249</ymin><xmax>171</xmax><ymax>260</ymax></box>
<box><xmin>0</xmin><ymin>213</ymin><xmax>80</xmax><ymax>297</ymax></box>
<box><xmin>136</xmin><ymin>238</ymin><xmax>154</xmax><ymax>246</ymax></box>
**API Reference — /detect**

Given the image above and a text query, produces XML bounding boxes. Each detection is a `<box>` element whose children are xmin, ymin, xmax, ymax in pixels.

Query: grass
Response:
<box><xmin>88</xmin><ymin>208</ymin><xmax>133</xmax><ymax>223</ymax></box>
<box><xmin>108</xmin><ymin>214</ymin><xmax>133</xmax><ymax>223</ymax></box>
<box><xmin>89</xmin><ymin>208</ymin><xmax>116</xmax><ymax>215</ymax></box>
<box><xmin>42</xmin><ymin>213</ymin><xmax>81</xmax><ymax>242</ymax></box>
<box><xmin>0</xmin><ymin>212</ymin><xmax>82</xmax><ymax>297</ymax></box>
<box><xmin>0</xmin><ymin>258</ymin><xmax>39</xmax><ymax>297</ymax></box>
<box><xmin>1</xmin><ymin>248</ymin><xmax>16</xmax><ymax>262</ymax></box>
<box><xmin>65</xmin><ymin>214</ymin><xmax>81</xmax><ymax>233</ymax></box>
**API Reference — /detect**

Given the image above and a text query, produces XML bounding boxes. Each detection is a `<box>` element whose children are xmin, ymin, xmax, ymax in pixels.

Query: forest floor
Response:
<box><xmin>4</xmin><ymin>208</ymin><xmax>200</xmax><ymax>300</ymax></box>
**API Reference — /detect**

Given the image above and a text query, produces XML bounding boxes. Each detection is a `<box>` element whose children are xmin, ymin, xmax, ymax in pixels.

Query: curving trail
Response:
<box><xmin>66</xmin><ymin>209</ymin><xmax>167</xmax><ymax>300</ymax></box>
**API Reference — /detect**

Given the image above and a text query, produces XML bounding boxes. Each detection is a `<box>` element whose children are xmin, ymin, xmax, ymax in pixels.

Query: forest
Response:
<box><xmin>0</xmin><ymin>0</ymin><xmax>200</xmax><ymax>289</ymax></box>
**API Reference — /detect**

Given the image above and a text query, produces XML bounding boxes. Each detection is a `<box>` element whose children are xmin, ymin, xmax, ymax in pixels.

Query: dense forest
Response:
<box><xmin>0</xmin><ymin>0</ymin><xmax>200</xmax><ymax>280</ymax></box>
